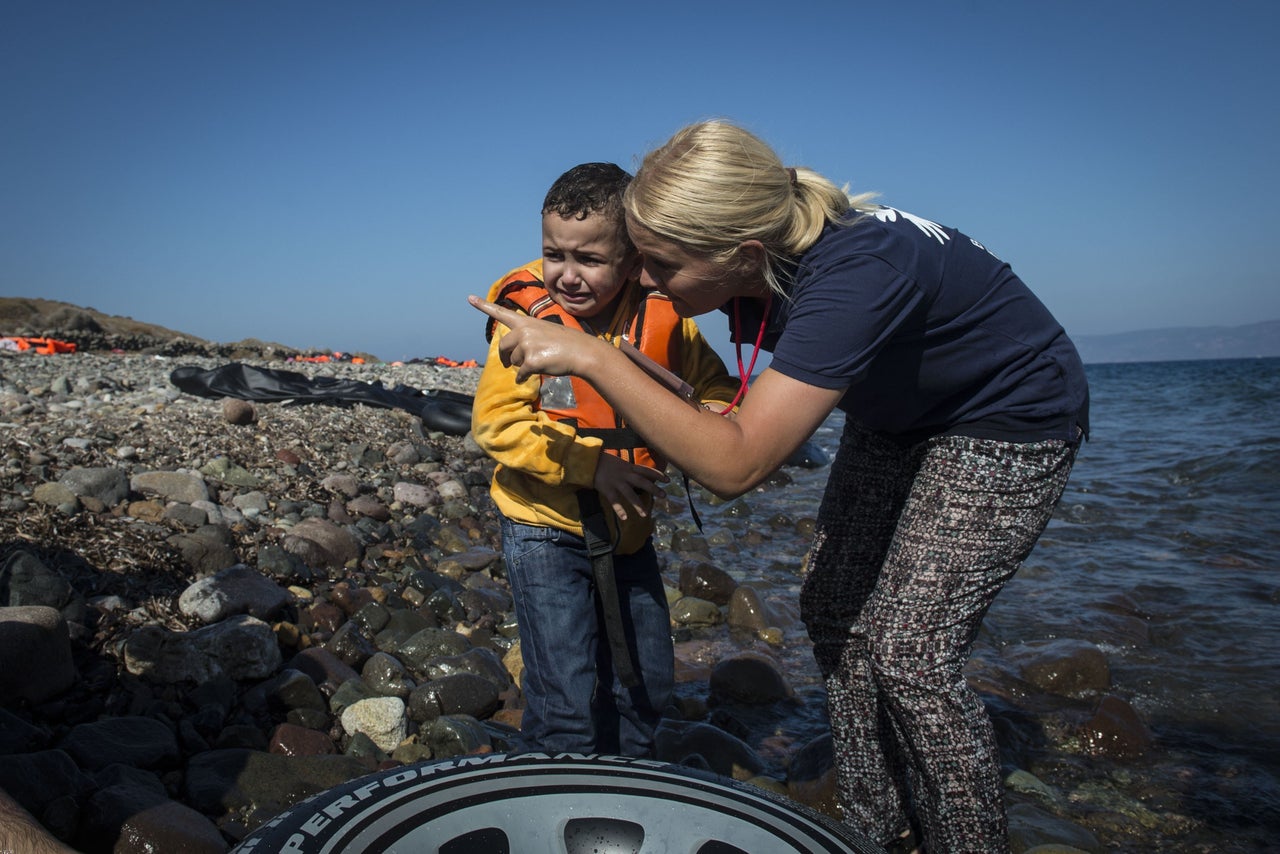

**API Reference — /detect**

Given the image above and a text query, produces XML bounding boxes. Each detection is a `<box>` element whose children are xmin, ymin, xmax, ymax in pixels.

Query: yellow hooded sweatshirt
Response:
<box><xmin>471</xmin><ymin>260</ymin><xmax>739</xmax><ymax>555</ymax></box>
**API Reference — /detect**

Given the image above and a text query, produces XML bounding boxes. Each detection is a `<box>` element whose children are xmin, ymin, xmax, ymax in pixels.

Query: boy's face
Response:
<box><xmin>541</xmin><ymin>211</ymin><xmax>640</xmax><ymax>320</ymax></box>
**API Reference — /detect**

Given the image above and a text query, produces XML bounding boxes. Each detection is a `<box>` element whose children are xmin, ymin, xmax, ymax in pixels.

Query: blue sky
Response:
<box><xmin>3</xmin><ymin>1</ymin><xmax>1277</xmax><ymax>364</ymax></box>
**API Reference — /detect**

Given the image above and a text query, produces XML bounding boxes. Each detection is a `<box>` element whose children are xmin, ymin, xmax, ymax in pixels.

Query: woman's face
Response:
<box><xmin>628</xmin><ymin>221</ymin><xmax>746</xmax><ymax>317</ymax></box>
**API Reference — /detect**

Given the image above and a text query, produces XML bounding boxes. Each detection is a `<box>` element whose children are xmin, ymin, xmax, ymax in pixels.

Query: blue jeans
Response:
<box><xmin>501</xmin><ymin>516</ymin><xmax>674</xmax><ymax>757</ymax></box>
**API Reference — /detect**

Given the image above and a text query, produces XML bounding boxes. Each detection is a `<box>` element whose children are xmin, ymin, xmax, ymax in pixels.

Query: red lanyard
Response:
<box><xmin>724</xmin><ymin>293</ymin><xmax>772</xmax><ymax>413</ymax></box>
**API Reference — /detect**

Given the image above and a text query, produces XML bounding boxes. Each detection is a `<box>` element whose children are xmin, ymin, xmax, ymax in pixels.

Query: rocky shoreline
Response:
<box><xmin>0</xmin><ymin>351</ymin><xmax>846</xmax><ymax>853</ymax></box>
<box><xmin>1</xmin><ymin>348</ymin><xmax>1177</xmax><ymax>853</ymax></box>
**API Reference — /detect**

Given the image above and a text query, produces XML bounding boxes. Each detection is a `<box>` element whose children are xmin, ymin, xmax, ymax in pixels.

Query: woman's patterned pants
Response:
<box><xmin>799</xmin><ymin>421</ymin><xmax>1079</xmax><ymax>852</ymax></box>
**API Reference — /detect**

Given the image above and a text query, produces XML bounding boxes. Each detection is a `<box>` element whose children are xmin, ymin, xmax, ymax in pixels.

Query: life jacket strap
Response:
<box><xmin>576</xmin><ymin>489</ymin><xmax>640</xmax><ymax>689</ymax></box>
<box><xmin>576</xmin><ymin>426</ymin><xmax>643</xmax><ymax>451</ymax></box>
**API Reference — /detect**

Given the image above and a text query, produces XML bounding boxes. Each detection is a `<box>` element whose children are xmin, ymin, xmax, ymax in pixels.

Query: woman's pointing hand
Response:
<box><xmin>468</xmin><ymin>295</ymin><xmax>597</xmax><ymax>382</ymax></box>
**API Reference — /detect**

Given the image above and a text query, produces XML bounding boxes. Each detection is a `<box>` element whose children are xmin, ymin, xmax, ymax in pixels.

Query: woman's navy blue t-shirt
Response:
<box><xmin>727</xmin><ymin>207</ymin><xmax>1089</xmax><ymax>443</ymax></box>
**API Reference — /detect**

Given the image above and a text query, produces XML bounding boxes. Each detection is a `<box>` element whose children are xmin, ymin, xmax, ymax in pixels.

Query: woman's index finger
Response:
<box><xmin>467</xmin><ymin>295</ymin><xmax>522</xmax><ymax>326</ymax></box>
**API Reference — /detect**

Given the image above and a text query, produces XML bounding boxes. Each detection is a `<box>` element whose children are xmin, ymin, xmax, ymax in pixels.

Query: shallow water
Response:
<box><xmin>658</xmin><ymin>357</ymin><xmax>1280</xmax><ymax>851</ymax></box>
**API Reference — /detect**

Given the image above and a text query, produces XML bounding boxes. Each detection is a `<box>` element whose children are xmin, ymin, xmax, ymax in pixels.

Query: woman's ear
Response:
<box><xmin>734</xmin><ymin>240</ymin><xmax>769</xmax><ymax>278</ymax></box>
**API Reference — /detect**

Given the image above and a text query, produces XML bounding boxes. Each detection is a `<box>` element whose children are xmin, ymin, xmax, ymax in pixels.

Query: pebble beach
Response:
<box><xmin>0</xmin><ymin>349</ymin><xmax>858</xmax><ymax>852</ymax></box>
<box><xmin>2</xmin><ymin>345</ymin><xmax>1266</xmax><ymax>853</ymax></box>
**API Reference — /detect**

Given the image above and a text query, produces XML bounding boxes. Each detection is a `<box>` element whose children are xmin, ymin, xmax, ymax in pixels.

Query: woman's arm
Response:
<box><xmin>469</xmin><ymin>296</ymin><xmax>846</xmax><ymax>498</ymax></box>
<box><xmin>471</xmin><ymin>328</ymin><xmax>602</xmax><ymax>488</ymax></box>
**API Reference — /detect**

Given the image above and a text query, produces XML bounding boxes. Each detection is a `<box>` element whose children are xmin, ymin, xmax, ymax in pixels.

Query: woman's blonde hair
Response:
<box><xmin>624</xmin><ymin>120</ymin><xmax>878</xmax><ymax>295</ymax></box>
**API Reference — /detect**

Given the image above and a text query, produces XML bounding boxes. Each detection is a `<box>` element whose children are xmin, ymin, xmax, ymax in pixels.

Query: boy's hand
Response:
<box><xmin>469</xmin><ymin>295</ymin><xmax>593</xmax><ymax>382</ymax></box>
<box><xmin>594</xmin><ymin>454</ymin><xmax>669</xmax><ymax>522</ymax></box>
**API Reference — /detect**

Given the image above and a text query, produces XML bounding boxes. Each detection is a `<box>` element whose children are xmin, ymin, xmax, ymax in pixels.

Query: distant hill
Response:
<box><xmin>1072</xmin><ymin>319</ymin><xmax>1280</xmax><ymax>364</ymax></box>
<box><xmin>0</xmin><ymin>297</ymin><xmax>208</xmax><ymax>345</ymax></box>
<box><xmin>0</xmin><ymin>297</ymin><xmax>343</xmax><ymax>360</ymax></box>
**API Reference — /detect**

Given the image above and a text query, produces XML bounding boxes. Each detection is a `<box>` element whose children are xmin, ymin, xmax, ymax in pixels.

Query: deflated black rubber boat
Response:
<box><xmin>229</xmin><ymin>753</ymin><xmax>885</xmax><ymax>853</ymax></box>
<box><xmin>169</xmin><ymin>362</ymin><xmax>474</xmax><ymax>437</ymax></box>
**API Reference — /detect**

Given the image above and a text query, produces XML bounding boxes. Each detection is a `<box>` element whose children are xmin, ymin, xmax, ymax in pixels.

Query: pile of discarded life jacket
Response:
<box><xmin>288</xmin><ymin>352</ymin><xmax>368</xmax><ymax>365</ymax></box>
<box><xmin>427</xmin><ymin>355</ymin><xmax>480</xmax><ymax>368</ymax></box>
<box><xmin>285</xmin><ymin>354</ymin><xmax>479</xmax><ymax>367</ymax></box>
<box><xmin>397</xmin><ymin>355</ymin><xmax>480</xmax><ymax>368</ymax></box>
<box><xmin>1</xmin><ymin>336</ymin><xmax>77</xmax><ymax>354</ymax></box>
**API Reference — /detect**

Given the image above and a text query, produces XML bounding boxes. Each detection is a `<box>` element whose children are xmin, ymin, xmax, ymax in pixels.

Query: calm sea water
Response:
<box><xmin>659</xmin><ymin>357</ymin><xmax>1280</xmax><ymax>851</ymax></box>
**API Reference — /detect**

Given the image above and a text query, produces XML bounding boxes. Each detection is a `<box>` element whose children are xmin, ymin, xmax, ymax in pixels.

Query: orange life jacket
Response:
<box><xmin>1</xmin><ymin>336</ymin><xmax>77</xmax><ymax>354</ymax></box>
<box><xmin>485</xmin><ymin>262</ymin><xmax>684</xmax><ymax>472</ymax></box>
<box><xmin>432</xmin><ymin>356</ymin><xmax>480</xmax><ymax>368</ymax></box>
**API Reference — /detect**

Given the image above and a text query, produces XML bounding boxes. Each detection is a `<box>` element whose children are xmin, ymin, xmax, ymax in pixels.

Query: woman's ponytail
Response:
<box><xmin>626</xmin><ymin>121</ymin><xmax>876</xmax><ymax>296</ymax></box>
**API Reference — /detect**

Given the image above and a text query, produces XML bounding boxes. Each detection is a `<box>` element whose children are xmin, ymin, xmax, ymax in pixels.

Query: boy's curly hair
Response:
<box><xmin>542</xmin><ymin>162</ymin><xmax>634</xmax><ymax>250</ymax></box>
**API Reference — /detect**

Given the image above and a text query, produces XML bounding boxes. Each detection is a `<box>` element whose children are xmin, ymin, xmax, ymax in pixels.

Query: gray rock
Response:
<box><xmin>200</xmin><ymin>456</ymin><xmax>261</xmax><ymax>488</ymax></box>
<box><xmin>406</xmin><ymin>673</ymin><xmax>500</xmax><ymax>723</ymax></box>
<box><xmin>93</xmin><ymin>764</ymin><xmax>167</xmax><ymax>798</ymax></box>
<box><xmin>340</xmin><ymin>696</ymin><xmax>407</xmax><ymax>753</ymax></box>
<box><xmin>726</xmin><ymin>584</ymin><xmax>788</xmax><ymax>633</ymax></box>
<box><xmin>361</xmin><ymin>651</ymin><xmax>415</xmax><ymax>698</ymax></box>
<box><xmin>1007</xmin><ymin>638</ymin><xmax>1111</xmax><ymax>698</ymax></box>
<box><xmin>709</xmin><ymin>652</ymin><xmax>794</xmax><ymax>706</ymax></box>
<box><xmin>0</xmin><ymin>749</ymin><xmax>95</xmax><ymax>819</ymax></box>
<box><xmin>57</xmin><ymin>466</ymin><xmax>129</xmax><ymax>506</ymax></box>
<box><xmin>392</xmin><ymin>481</ymin><xmax>438</xmax><ymax>508</ymax></box>
<box><xmin>350</xmin><ymin>601</ymin><xmax>391</xmax><ymax>634</ymax></box>
<box><xmin>177</xmin><ymin>563</ymin><xmax>291</xmax><ymax>623</ymax></box>
<box><xmin>0</xmin><ymin>606</ymin><xmax>76</xmax><ymax>706</ymax></box>
<box><xmin>1007</xmin><ymin>802</ymin><xmax>1101</xmax><ymax>852</ymax></box>
<box><xmin>202</xmin><ymin>501</ymin><xmax>236</xmax><ymax>525</ymax></box>
<box><xmin>320</xmin><ymin>473</ymin><xmax>361</xmax><ymax>498</ymax></box>
<box><xmin>1078</xmin><ymin>695</ymin><xmax>1153</xmax><ymax>760</ymax></box>
<box><xmin>282</xmin><ymin>517</ymin><xmax>360</xmax><ymax>569</ymax></box>
<box><xmin>258</xmin><ymin>669</ymin><xmax>329</xmax><ymax>715</ymax></box>
<box><xmin>386</xmin><ymin>441</ymin><xmax>420</xmax><ymax>465</ymax></box>
<box><xmin>1005</xmin><ymin>768</ymin><xmax>1062</xmax><ymax>806</ymax></box>
<box><xmin>785</xmin><ymin>732</ymin><xmax>839</xmax><ymax>820</ymax></box>
<box><xmin>654</xmin><ymin>720</ymin><xmax>765</xmax><ymax>780</ymax></box>
<box><xmin>130</xmin><ymin>470</ymin><xmax>210</xmax><ymax>504</ymax></box>
<box><xmin>81</xmin><ymin>784</ymin><xmax>226</xmax><ymax>854</ymax></box>
<box><xmin>182</xmin><ymin>748</ymin><xmax>369</xmax><ymax>816</ymax></box>
<box><xmin>420</xmin><ymin>646</ymin><xmax>511</xmax><ymax>691</ymax></box>
<box><xmin>220</xmin><ymin>397</ymin><xmax>256</xmax><ymax>425</ymax></box>
<box><xmin>58</xmin><ymin>716</ymin><xmax>180</xmax><ymax>772</ymax></box>
<box><xmin>324</xmin><ymin>621</ymin><xmax>379</xmax><ymax>670</ymax></box>
<box><xmin>329</xmin><ymin>677</ymin><xmax>379</xmax><ymax>717</ymax></box>
<box><xmin>0</xmin><ymin>550</ymin><xmax>73</xmax><ymax>610</ymax></box>
<box><xmin>679</xmin><ymin>561</ymin><xmax>738</xmax><ymax>605</ymax></box>
<box><xmin>435</xmin><ymin>479</ymin><xmax>468</xmax><ymax>501</ymax></box>
<box><xmin>166</xmin><ymin>524</ymin><xmax>240</xmax><ymax>577</ymax></box>
<box><xmin>373</xmin><ymin>609</ymin><xmax>437</xmax><ymax>652</ymax></box>
<box><xmin>232</xmin><ymin>490</ymin><xmax>270</xmax><ymax>515</ymax></box>
<box><xmin>437</xmin><ymin>547</ymin><xmax>501</xmax><ymax>575</ymax></box>
<box><xmin>123</xmin><ymin>614</ymin><xmax>282</xmax><ymax>682</ymax></box>
<box><xmin>670</xmin><ymin>596</ymin><xmax>724</xmax><ymax>627</ymax></box>
<box><xmin>395</xmin><ymin>627</ymin><xmax>471</xmax><ymax>674</ymax></box>
<box><xmin>420</xmin><ymin>715</ymin><xmax>491</xmax><ymax>759</ymax></box>
<box><xmin>163</xmin><ymin>502</ymin><xmax>209</xmax><ymax>528</ymax></box>
<box><xmin>346</xmin><ymin>494</ymin><xmax>389</xmax><ymax>520</ymax></box>
<box><xmin>256</xmin><ymin>543</ymin><xmax>310</xmax><ymax>581</ymax></box>
<box><xmin>31</xmin><ymin>481</ymin><xmax>78</xmax><ymax>510</ymax></box>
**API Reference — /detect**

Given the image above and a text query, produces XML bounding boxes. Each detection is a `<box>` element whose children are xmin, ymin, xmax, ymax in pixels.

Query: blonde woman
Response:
<box><xmin>472</xmin><ymin>120</ymin><xmax>1088</xmax><ymax>853</ymax></box>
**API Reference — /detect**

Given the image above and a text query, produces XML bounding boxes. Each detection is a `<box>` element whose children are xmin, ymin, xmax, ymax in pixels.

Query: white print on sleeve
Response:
<box><xmin>970</xmin><ymin>237</ymin><xmax>1000</xmax><ymax>259</ymax></box>
<box><xmin>873</xmin><ymin>207</ymin><xmax>949</xmax><ymax>244</ymax></box>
